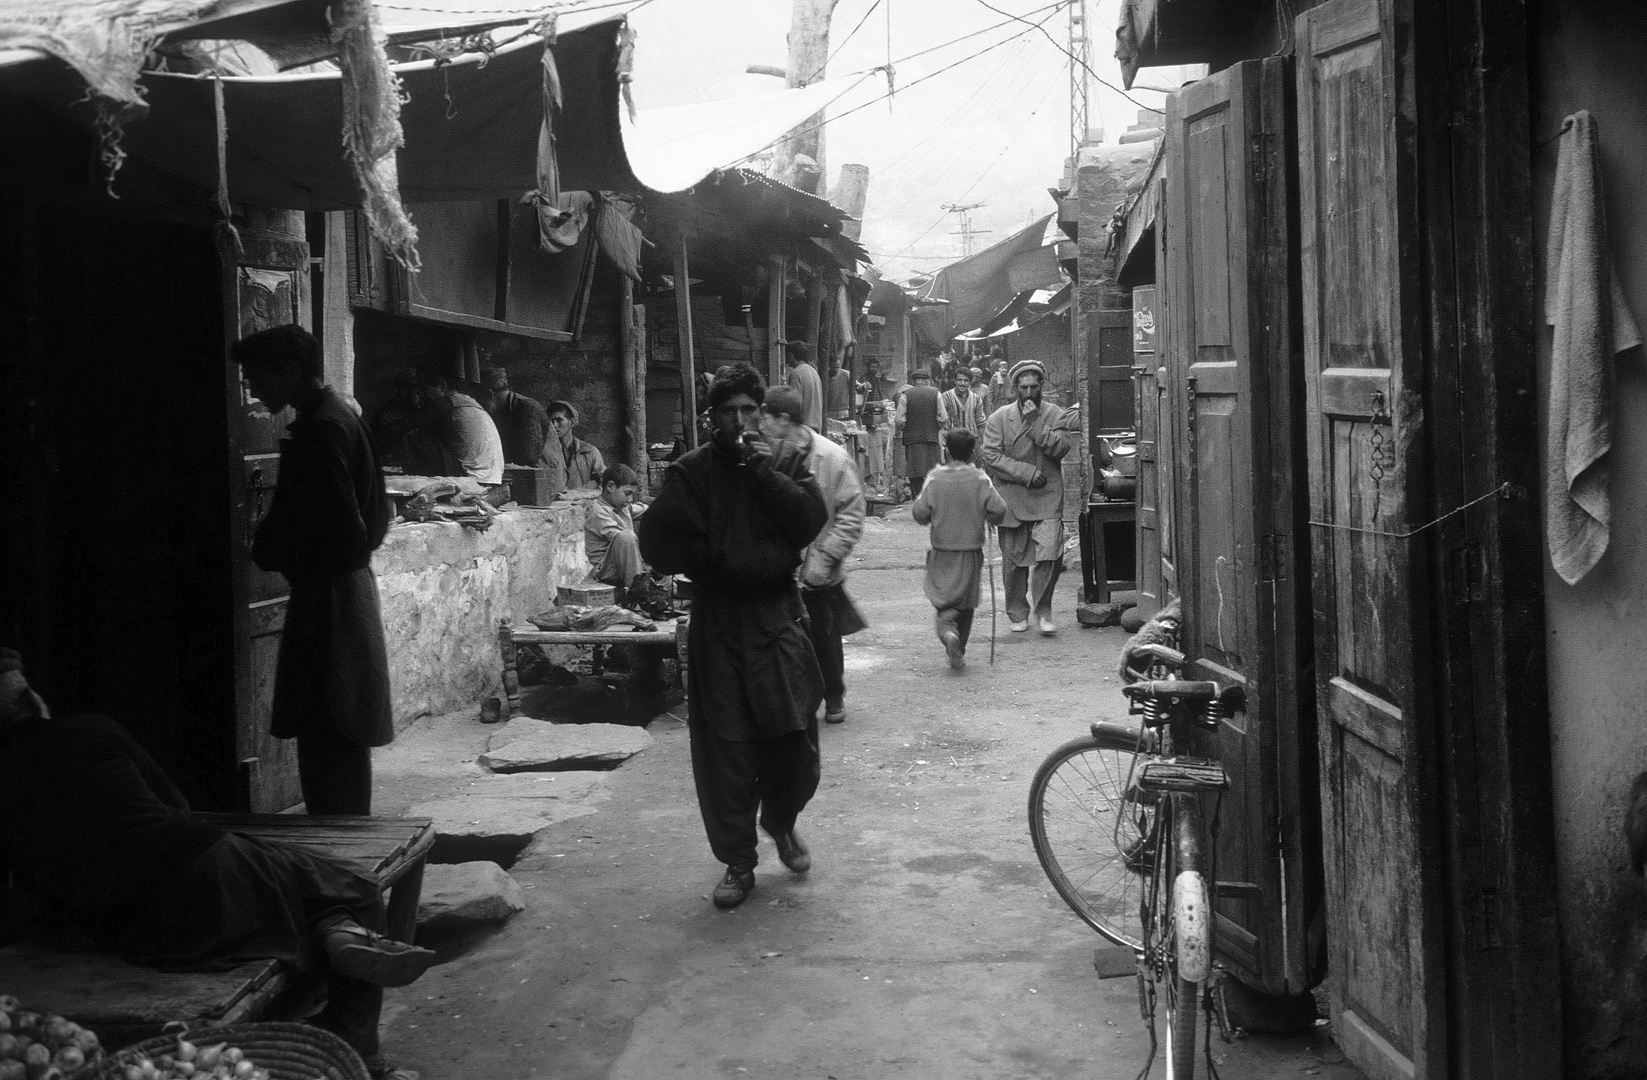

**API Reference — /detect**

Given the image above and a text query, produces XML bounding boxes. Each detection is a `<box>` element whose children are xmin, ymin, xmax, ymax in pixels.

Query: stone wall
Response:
<box><xmin>374</xmin><ymin>505</ymin><xmax>590</xmax><ymax>729</ymax></box>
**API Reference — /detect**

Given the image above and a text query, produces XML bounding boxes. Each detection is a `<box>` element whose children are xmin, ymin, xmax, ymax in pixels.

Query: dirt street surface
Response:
<box><xmin>377</xmin><ymin>509</ymin><xmax>1362</xmax><ymax>1080</ymax></box>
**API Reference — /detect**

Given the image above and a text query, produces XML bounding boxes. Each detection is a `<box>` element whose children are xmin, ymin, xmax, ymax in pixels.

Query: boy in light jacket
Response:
<box><xmin>912</xmin><ymin>428</ymin><xmax>1007</xmax><ymax>670</ymax></box>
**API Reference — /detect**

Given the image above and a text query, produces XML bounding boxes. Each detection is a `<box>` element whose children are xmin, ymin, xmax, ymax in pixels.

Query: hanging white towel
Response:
<box><xmin>1545</xmin><ymin>110</ymin><xmax>1641</xmax><ymax>585</ymax></box>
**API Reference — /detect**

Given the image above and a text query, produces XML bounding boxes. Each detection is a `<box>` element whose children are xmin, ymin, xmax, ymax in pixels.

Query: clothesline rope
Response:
<box><xmin>1308</xmin><ymin>483</ymin><xmax>1515</xmax><ymax>540</ymax></box>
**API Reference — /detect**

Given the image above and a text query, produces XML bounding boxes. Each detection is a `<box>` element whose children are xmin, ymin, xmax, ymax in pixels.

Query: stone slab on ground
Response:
<box><xmin>418</xmin><ymin>862</ymin><xmax>527</xmax><ymax>931</ymax></box>
<box><xmin>1077</xmin><ymin>600</ymin><xmax>1135</xmax><ymax>628</ymax></box>
<box><xmin>480</xmin><ymin>721</ymin><xmax>654</xmax><ymax>773</ymax></box>
<box><xmin>408</xmin><ymin>771</ymin><xmax>611</xmax><ymax>865</ymax></box>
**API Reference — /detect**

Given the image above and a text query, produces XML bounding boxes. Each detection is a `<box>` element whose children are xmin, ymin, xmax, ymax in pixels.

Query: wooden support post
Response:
<box><xmin>498</xmin><ymin>616</ymin><xmax>519</xmax><ymax>717</ymax></box>
<box><xmin>619</xmin><ymin>274</ymin><xmax>646</xmax><ymax>484</ymax></box>
<box><xmin>674</xmin><ymin>231</ymin><xmax>699</xmax><ymax>447</ymax></box>
<box><xmin>768</xmin><ymin>255</ymin><xmax>788</xmax><ymax>386</ymax></box>
<box><xmin>632</xmin><ymin>301</ymin><xmax>648</xmax><ymax>489</ymax></box>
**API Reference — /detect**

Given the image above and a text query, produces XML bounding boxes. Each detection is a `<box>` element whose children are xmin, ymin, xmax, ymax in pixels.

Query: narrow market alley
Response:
<box><xmin>373</xmin><ymin>511</ymin><xmax>1361</xmax><ymax>1080</ymax></box>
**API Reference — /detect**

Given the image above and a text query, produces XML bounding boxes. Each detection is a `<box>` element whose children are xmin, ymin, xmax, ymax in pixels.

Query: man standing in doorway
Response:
<box><xmin>481</xmin><ymin>367</ymin><xmax>566</xmax><ymax>493</ymax></box>
<box><xmin>781</xmin><ymin>339</ymin><xmax>825</xmax><ymax>432</ymax></box>
<box><xmin>981</xmin><ymin>359</ymin><xmax>1077</xmax><ymax>636</ymax></box>
<box><xmin>547</xmin><ymin>400</ymin><xmax>606</xmax><ymax>491</ymax></box>
<box><xmin>636</xmin><ymin>363</ymin><xmax>828</xmax><ymax>910</ymax></box>
<box><xmin>760</xmin><ymin>386</ymin><xmax>866</xmax><ymax>725</ymax></box>
<box><xmin>825</xmin><ymin>351</ymin><xmax>853</xmax><ymax>425</ymax></box>
<box><xmin>234</xmin><ymin>325</ymin><xmax>394</xmax><ymax>814</ymax></box>
<box><xmin>897</xmin><ymin>368</ymin><xmax>947</xmax><ymax>498</ymax></box>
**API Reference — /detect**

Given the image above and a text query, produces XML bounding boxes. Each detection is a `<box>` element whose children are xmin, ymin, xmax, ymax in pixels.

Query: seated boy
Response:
<box><xmin>584</xmin><ymin>465</ymin><xmax>651</xmax><ymax>598</ymax></box>
<box><xmin>911</xmin><ymin>428</ymin><xmax>1007</xmax><ymax>670</ymax></box>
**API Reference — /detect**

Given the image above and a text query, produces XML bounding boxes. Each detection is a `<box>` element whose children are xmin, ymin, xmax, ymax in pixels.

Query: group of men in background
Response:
<box><xmin>370</xmin><ymin>365</ymin><xmax>603</xmax><ymax>498</ymax></box>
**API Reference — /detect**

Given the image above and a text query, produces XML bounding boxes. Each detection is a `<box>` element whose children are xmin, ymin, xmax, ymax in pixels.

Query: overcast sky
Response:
<box><xmin>622</xmin><ymin>0</ymin><xmax>1164</xmax><ymax>281</ymax></box>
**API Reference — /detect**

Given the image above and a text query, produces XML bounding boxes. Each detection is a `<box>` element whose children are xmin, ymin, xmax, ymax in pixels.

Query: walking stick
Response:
<box><xmin>988</xmin><ymin>525</ymin><xmax>998</xmax><ymax>665</ymax></box>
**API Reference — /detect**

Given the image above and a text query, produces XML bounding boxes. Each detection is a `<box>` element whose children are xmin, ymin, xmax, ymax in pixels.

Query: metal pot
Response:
<box><xmin>1100</xmin><ymin>471</ymin><xmax>1138</xmax><ymax>501</ymax></box>
<box><xmin>1104</xmin><ymin>436</ymin><xmax>1139</xmax><ymax>477</ymax></box>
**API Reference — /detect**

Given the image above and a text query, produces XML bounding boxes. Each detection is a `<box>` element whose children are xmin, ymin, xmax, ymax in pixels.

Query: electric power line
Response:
<box><xmin>970</xmin><ymin>0</ymin><xmax>1145</xmax><ymax>109</ymax></box>
<box><xmin>876</xmin><ymin>70</ymin><xmax>1063</xmax><ymax>266</ymax></box>
<box><xmin>805</xmin><ymin>0</ymin><xmax>887</xmax><ymax>83</ymax></box>
<box><xmin>736</xmin><ymin>3</ymin><xmax>1065</xmax><ymax>172</ymax></box>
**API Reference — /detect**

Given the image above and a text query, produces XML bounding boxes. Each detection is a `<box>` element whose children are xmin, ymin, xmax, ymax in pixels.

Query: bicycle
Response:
<box><xmin>1028</xmin><ymin>640</ymin><xmax>1243</xmax><ymax>1079</ymax></box>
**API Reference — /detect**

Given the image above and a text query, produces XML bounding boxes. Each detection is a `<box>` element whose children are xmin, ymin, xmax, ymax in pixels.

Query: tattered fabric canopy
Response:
<box><xmin>0</xmin><ymin>2</ymin><xmax>877</xmax><ymax>206</ymax></box>
<box><xmin>909</xmin><ymin>214</ymin><xmax>1056</xmax><ymax>344</ymax></box>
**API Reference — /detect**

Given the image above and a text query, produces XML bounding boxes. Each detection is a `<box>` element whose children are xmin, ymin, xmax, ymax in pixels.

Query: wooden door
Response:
<box><xmin>1297</xmin><ymin>1</ymin><xmax>1446</xmax><ymax>1076</ymax></box>
<box><xmin>1163</xmin><ymin>56</ymin><xmax>1319</xmax><ymax>996</ymax></box>
<box><xmin>1131</xmin><ymin>286</ymin><xmax>1163</xmax><ymax>619</ymax></box>
<box><xmin>223</xmin><ymin>225</ymin><xmax>311</xmax><ymax>813</ymax></box>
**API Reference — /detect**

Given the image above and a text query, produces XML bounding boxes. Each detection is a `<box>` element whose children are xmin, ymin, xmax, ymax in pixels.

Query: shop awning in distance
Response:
<box><xmin>0</xmin><ymin>4</ymin><xmax>879</xmax><ymax>208</ymax></box>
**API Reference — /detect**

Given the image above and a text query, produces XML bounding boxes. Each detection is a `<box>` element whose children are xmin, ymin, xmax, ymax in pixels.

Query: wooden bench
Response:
<box><xmin>0</xmin><ymin>815</ymin><xmax>434</xmax><ymax>1048</ymax></box>
<box><xmin>498</xmin><ymin>615</ymin><xmax>688</xmax><ymax>717</ymax></box>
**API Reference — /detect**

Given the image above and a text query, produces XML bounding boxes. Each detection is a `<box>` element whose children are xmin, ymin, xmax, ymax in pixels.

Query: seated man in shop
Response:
<box><xmin>413</xmin><ymin>368</ymin><xmax>505</xmax><ymax>485</ymax></box>
<box><xmin>547</xmin><ymin>400</ymin><xmax>606</xmax><ymax>491</ymax></box>
<box><xmin>480</xmin><ymin>367</ymin><xmax>566</xmax><ymax>492</ymax></box>
<box><xmin>370</xmin><ymin>371</ymin><xmax>463</xmax><ymax>477</ymax></box>
<box><xmin>0</xmin><ymin>649</ymin><xmax>433</xmax><ymax>1080</ymax></box>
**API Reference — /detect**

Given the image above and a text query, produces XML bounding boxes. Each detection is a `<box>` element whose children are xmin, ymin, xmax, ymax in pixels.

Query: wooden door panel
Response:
<box><xmin>1164</xmin><ymin>55</ymin><xmax>1317</xmax><ymax>997</ymax></box>
<box><xmin>226</xmin><ymin>230</ymin><xmax>309</xmax><ymax>813</ymax></box>
<box><xmin>1298</xmin><ymin>0</ymin><xmax>1442</xmax><ymax>1076</ymax></box>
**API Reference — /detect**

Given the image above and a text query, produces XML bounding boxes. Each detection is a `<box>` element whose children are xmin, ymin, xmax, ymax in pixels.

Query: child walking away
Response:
<box><xmin>912</xmin><ymin>428</ymin><xmax>1007</xmax><ymax>670</ymax></box>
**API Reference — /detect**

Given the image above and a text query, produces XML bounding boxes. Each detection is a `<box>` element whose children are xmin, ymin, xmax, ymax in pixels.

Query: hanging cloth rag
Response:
<box><xmin>1545</xmin><ymin>110</ymin><xmax>1641</xmax><ymax>585</ymax></box>
<box><xmin>332</xmin><ymin>0</ymin><xmax>419</xmax><ymax>269</ymax></box>
<box><xmin>535</xmin><ymin>190</ymin><xmax>594</xmax><ymax>254</ymax></box>
<box><xmin>593</xmin><ymin>193</ymin><xmax>646</xmax><ymax>281</ymax></box>
<box><xmin>522</xmin><ymin>23</ymin><xmax>575</xmax><ymax>253</ymax></box>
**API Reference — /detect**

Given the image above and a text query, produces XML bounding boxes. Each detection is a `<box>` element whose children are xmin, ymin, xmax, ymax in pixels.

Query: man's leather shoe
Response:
<box><xmin>712</xmin><ymin>866</ymin><xmax>755</xmax><ymax>909</ymax></box>
<box><xmin>1009</xmin><ymin>619</ymin><xmax>1030</xmax><ymax>633</ymax></box>
<box><xmin>318</xmin><ymin>917</ymin><xmax>439</xmax><ymax>987</ymax></box>
<box><xmin>773</xmin><ymin>831</ymin><xmax>812</xmax><ymax>873</ymax></box>
<box><xmin>942</xmin><ymin>631</ymin><xmax>965</xmax><ymax>670</ymax></box>
<box><xmin>1038</xmin><ymin>616</ymin><xmax>1057</xmax><ymax>635</ymax></box>
<box><xmin>824</xmin><ymin>695</ymin><xmax>846</xmax><ymax>723</ymax></box>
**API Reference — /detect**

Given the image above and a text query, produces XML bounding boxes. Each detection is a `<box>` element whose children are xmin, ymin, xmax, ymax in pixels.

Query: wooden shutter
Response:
<box><xmin>1162</xmin><ymin>55</ymin><xmax>1320</xmax><ymax>996</ymax></box>
<box><xmin>224</xmin><ymin>226</ymin><xmax>310</xmax><ymax>813</ymax></box>
<box><xmin>1132</xmin><ymin>285</ymin><xmax>1163</xmax><ymax>620</ymax></box>
<box><xmin>1296</xmin><ymin>1</ymin><xmax>1445</xmax><ymax>1075</ymax></box>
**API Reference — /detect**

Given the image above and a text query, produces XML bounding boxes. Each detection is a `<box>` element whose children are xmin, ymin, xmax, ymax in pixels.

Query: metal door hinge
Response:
<box><xmin>1447</xmin><ymin>543</ymin><xmax>1486</xmax><ymax>603</ymax></box>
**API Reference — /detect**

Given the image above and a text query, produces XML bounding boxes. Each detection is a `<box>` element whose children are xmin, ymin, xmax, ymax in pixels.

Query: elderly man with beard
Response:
<box><xmin>636</xmin><ymin>364</ymin><xmax>828</xmax><ymax>909</ymax></box>
<box><xmin>981</xmin><ymin>359</ymin><xmax>1080</xmax><ymax>635</ymax></box>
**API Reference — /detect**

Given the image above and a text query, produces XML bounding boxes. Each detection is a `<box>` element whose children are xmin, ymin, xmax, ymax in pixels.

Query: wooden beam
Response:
<box><xmin>674</xmin><ymin>231</ymin><xmax>699</xmax><ymax>448</ymax></box>
<box><xmin>768</xmin><ymin>255</ymin><xmax>788</xmax><ymax>386</ymax></box>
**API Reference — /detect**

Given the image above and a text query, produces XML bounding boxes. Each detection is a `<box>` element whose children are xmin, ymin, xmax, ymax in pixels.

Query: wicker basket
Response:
<box><xmin>79</xmin><ymin>1022</ymin><xmax>369</xmax><ymax>1080</ymax></box>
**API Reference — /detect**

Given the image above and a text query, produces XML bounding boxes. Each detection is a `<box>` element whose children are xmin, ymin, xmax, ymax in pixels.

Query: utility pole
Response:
<box><xmin>769</xmin><ymin>0</ymin><xmax>841</xmax><ymax>195</ymax></box>
<box><xmin>942</xmin><ymin>201</ymin><xmax>990</xmax><ymax>257</ymax></box>
<box><xmin>1068</xmin><ymin>0</ymin><xmax>1091</xmax><ymax>154</ymax></box>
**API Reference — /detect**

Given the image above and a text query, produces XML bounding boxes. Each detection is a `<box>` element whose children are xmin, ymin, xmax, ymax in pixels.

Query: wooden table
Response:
<box><xmin>196</xmin><ymin>814</ymin><xmax>436</xmax><ymax>943</ymax></box>
<box><xmin>1081</xmin><ymin>499</ymin><xmax>1138</xmax><ymax>603</ymax></box>
<box><xmin>0</xmin><ymin>815</ymin><xmax>435</xmax><ymax>1048</ymax></box>
<box><xmin>499</xmin><ymin>615</ymin><xmax>688</xmax><ymax>717</ymax></box>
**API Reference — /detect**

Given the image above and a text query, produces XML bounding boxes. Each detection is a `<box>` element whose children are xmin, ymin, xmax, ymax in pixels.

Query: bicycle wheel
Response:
<box><xmin>1028</xmin><ymin>735</ymin><xmax>1149</xmax><ymax>948</ymax></box>
<box><xmin>1165</xmin><ymin>973</ymin><xmax>1199</xmax><ymax>1079</ymax></box>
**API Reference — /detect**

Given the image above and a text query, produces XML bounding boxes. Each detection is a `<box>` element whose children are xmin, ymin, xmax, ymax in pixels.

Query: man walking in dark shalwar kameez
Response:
<box><xmin>636</xmin><ymin>363</ymin><xmax>829</xmax><ymax>909</ymax></box>
<box><xmin>234</xmin><ymin>325</ymin><xmax>395</xmax><ymax>815</ymax></box>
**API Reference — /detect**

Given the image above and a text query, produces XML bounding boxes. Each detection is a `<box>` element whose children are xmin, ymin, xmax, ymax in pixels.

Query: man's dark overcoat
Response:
<box><xmin>254</xmin><ymin>385</ymin><xmax>394</xmax><ymax>748</ymax></box>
